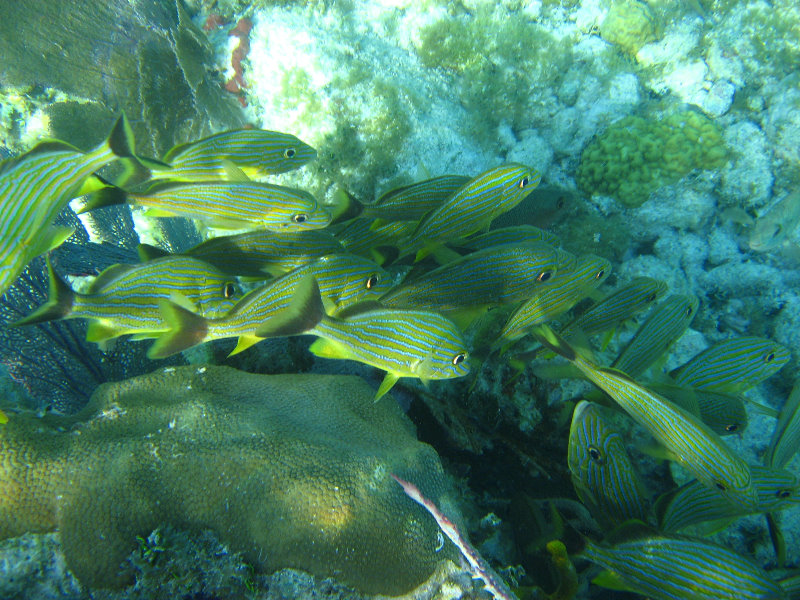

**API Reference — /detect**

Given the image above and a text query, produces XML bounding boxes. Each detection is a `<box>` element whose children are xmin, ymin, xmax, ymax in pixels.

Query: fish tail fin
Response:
<box><xmin>11</xmin><ymin>257</ymin><xmax>74</xmax><ymax>326</ymax></box>
<box><xmin>530</xmin><ymin>325</ymin><xmax>577</xmax><ymax>361</ymax></box>
<box><xmin>106</xmin><ymin>114</ymin><xmax>137</xmax><ymax>159</ymax></box>
<box><xmin>147</xmin><ymin>301</ymin><xmax>209</xmax><ymax>359</ymax></box>
<box><xmin>328</xmin><ymin>189</ymin><xmax>365</xmax><ymax>225</ymax></box>
<box><xmin>136</xmin><ymin>243</ymin><xmax>170</xmax><ymax>262</ymax></box>
<box><xmin>254</xmin><ymin>275</ymin><xmax>325</xmax><ymax>338</ymax></box>
<box><xmin>79</xmin><ymin>177</ymin><xmax>128</xmax><ymax>213</ymax></box>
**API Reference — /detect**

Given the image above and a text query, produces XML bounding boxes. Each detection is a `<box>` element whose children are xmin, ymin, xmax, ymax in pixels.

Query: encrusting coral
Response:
<box><xmin>0</xmin><ymin>365</ymin><xmax>460</xmax><ymax>595</ymax></box>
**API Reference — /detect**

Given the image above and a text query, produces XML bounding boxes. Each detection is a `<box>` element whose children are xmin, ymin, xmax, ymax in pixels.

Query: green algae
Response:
<box><xmin>415</xmin><ymin>7</ymin><xmax>573</xmax><ymax>146</ymax></box>
<box><xmin>576</xmin><ymin>110</ymin><xmax>728</xmax><ymax>208</ymax></box>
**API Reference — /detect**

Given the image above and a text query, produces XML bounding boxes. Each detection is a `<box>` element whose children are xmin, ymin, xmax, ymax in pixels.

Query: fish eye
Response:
<box><xmin>595</xmin><ymin>269</ymin><xmax>605</xmax><ymax>280</ymax></box>
<box><xmin>588</xmin><ymin>446</ymin><xmax>603</xmax><ymax>463</ymax></box>
<box><xmin>537</xmin><ymin>270</ymin><xmax>553</xmax><ymax>283</ymax></box>
<box><xmin>714</xmin><ymin>481</ymin><xmax>727</xmax><ymax>491</ymax></box>
<box><xmin>284</xmin><ymin>147</ymin><xmax>296</xmax><ymax>159</ymax></box>
<box><xmin>518</xmin><ymin>176</ymin><xmax>530</xmax><ymax>189</ymax></box>
<box><xmin>777</xmin><ymin>489</ymin><xmax>792</xmax><ymax>499</ymax></box>
<box><xmin>725</xmin><ymin>423</ymin><xmax>738</xmax><ymax>433</ymax></box>
<box><xmin>292</xmin><ymin>213</ymin><xmax>308</xmax><ymax>224</ymax></box>
<box><xmin>686</xmin><ymin>306</ymin><xmax>693</xmax><ymax>317</ymax></box>
<box><xmin>223</xmin><ymin>282</ymin><xmax>237</xmax><ymax>298</ymax></box>
<box><xmin>764</xmin><ymin>351</ymin><xmax>775</xmax><ymax>363</ymax></box>
<box><xmin>366</xmin><ymin>274</ymin><xmax>379</xmax><ymax>289</ymax></box>
<box><xmin>647</xmin><ymin>293</ymin><xmax>657</xmax><ymax>302</ymax></box>
<box><xmin>452</xmin><ymin>353</ymin><xmax>467</xmax><ymax>366</ymax></box>
<box><xmin>557</xmin><ymin>196</ymin><xmax>566</xmax><ymax>209</ymax></box>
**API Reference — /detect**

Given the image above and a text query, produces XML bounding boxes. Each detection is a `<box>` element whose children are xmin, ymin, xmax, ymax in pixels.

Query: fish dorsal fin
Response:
<box><xmin>333</xmin><ymin>300</ymin><xmax>384</xmax><ymax>319</ymax></box>
<box><xmin>88</xmin><ymin>263</ymin><xmax>137</xmax><ymax>293</ymax></box>
<box><xmin>221</xmin><ymin>159</ymin><xmax>250</xmax><ymax>182</ymax></box>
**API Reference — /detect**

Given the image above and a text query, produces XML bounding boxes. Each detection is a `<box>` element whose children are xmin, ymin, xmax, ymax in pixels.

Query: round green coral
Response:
<box><xmin>577</xmin><ymin>111</ymin><xmax>728</xmax><ymax>208</ymax></box>
<box><xmin>600</xmin><ymin>0</ymin><xmax>658</xmax><ymax>55</ymax></box>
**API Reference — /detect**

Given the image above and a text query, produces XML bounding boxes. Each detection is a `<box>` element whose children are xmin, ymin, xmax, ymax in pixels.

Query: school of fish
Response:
<box><xmin>2</xmin><ymin>117</ymin><xmax>799</xmax><ymax>599</ymax></box>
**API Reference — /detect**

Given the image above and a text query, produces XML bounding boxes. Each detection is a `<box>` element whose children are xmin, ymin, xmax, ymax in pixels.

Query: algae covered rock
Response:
<box><xmin>576</xmin><ymin>110</ymin><xmax>728</xmax><ymax>207</ymax></box>
<box><xmin>600</xmin><ymin>0</ymin><xmax>659</xmax><ymax>56</ymax></box>
<box><xmin>0</xmin><ymin>366</ymin><xmax>460</xmax><ymax>595</ymax></box>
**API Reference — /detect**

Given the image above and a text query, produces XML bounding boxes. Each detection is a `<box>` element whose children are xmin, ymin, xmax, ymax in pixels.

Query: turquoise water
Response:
<box><xmin>0</xmin><ymin>1</ymin><xmax>798</xmax><ymax>598</ymax></box>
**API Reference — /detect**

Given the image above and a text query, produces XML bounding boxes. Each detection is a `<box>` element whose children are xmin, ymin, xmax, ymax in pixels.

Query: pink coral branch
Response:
<box><xmin>391</xmin><ymin>473</ymin><xmax>517</xmax><ymax>600</ymax></box>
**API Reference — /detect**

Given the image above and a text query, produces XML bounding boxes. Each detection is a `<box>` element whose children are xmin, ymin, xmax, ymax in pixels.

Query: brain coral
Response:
<box><xmin>576</xmin><ymin>111</ymin><xmax>728</xmax><ymax>207</ymax></box>
<box><xmin>0</xmin><ymin>366</ymin><xmax>460</xmax><ymax>595</ymax></box>
<box><xmin>599</xmin><ymin>0</ymin><xmax>659</xmax><ymax>56</ymax></box>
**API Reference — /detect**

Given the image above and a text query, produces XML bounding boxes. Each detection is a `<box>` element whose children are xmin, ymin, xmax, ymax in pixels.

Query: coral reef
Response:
<box><xmin>599</xmin><ymin>0</ymin><xmax>659</xmax><ymax>56</ymax></box>
<box><xmin>576</xmin><ymin>110</ymin><xmax>728</xmax><ymax>208</ymax></box>
<box><xmin>0</xmin><ymin>365</ymin><xmax>460</xmax><ymax>595</ymax></box>
<box><xmin>0</xmin><ymin>0</ymin><xmax>246</xmax><ymax>157</ymax></box>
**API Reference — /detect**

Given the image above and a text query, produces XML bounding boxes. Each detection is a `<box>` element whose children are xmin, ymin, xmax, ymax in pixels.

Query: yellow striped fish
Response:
<box><xmin>498</xmin><ymin>254</ymin><xmax>611</xmax><ymax>347</ymax></box>
<box><xmin>297</xmin><ymin>304</ymin><xmax>470</xmax><ymax>401</ymax></box>
<box><xmin>652</xmin><ymin>384</ymin><xmax>748</xmax><ymax>436</ymax></box>
<box><xmin>379</xmin><ymin>242</ymin><xmax>559</xmax><ymax>313</ymax></box>
<box><xmin>767</xmin><ymin>380</ymin><xmax>800</xmax><ymax>469</ymax></box>
<box><xmin>656</xmin><ymin>465</ymin><xmax>800</xmax><ymax>533</ymax></box>
<box><xmin>457</xmin><ymin>224</ymin><xmax>560</xmax><ymax>252</ymax></box>
<box><xmin>148</xmin><ymin>254</ymin><xmax>392</xmax><ymax>358</ymax></box>
<box><xmin>0</xmin><ymin>115</ymin><xmax>135</xmax><ymax>296</ymax></box>
<box><xmin>12</xmin><ymin>256</ymin><xmax>239</xmax><ymax>344</ymax></box>
<box><xmin>330</xmin><ymin>175</ymin><xmax>469</xmax><ymax>224</ymax></box>
<box><xmin>402</xmin><ymin>163</ymin><xmax>541</xmax><ymax>261</ymax></box>
<box><xmin>670</xmin><ymin>336</ymin><xmax>790</xmax><ymax>394</ymax></box>
<box><xmin>568</xmin><ymin>400</ymin><xmax>650</xmax><ymax>527</ymax></box>
<box><xmin>582</xmin><ymin>525</ymin><xmax>787</xmax><ymax>600</ymax></box>
<box><xmin>80</xmin><ymin>179</ymin><xmax>331</xmax><ymax>232</ymax></box>
<box><xmin>138</xmin><ymin>229</ymin><xmax>345</xmax><ymax>278</ymax></box>
<box><xmin>557</xmin><ymin>277</ymin><xmax>668</xmax><ymax>342</ymax></box>
<box><xmin>533</xmin><ymin>326</ymin><xmax>758</xmax><ymax>509</ymax></box>
<box><xmin>611</xmin><ymin>294</ymin><xmax>699</xmax><ymax>378</ymax></box>
<box><xmin>141</xmin><ymin>128</ymin><xmax>317</xmax><ymax>182</ymax></box>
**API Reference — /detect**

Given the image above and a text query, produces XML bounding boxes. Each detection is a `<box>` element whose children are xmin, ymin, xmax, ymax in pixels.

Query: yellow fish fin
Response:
<box><xmin>86</xmin><ymin>321</ymin><xmax>120</xmax><ymax>344</ymax></box>
<box><xmin>374</xmin><ymin>371</ymin><xmax>400</xmax><ymax>402</ymax></box>
<box><xmin>309</xmin><ymin>337</ymin><xmax>350</xmax><ymax>359</ymax></box>
<box><xmin>600</xmin><ymin>328</ymin><xmax>615</xmax><ymax>351</ymax></box>
<box><xmin>429</xmin><ymin>244</ymin><xmax>463</xmax><ymax>265</ymax></box>
<box><xmin>228</xmin><ymin>335</ymin><xmax>262</xmax><ymax>357</ymax></box>
<box><xmin>170</xmin><ymin>292</ymin><xmax>199</xmax><ymax>313</ymax></box>
<box><xmin>137</xmin><ymin>243</ymin><xmax>169</xmax><ymax>262</ymax></box>
<box><xmin>147</xmin><ymin>300</ymin><xmax>209</xmax><ymax>359</ymax></box>
<box><xmin>414</xmin><ymin>243</ymin><xmax>438</xmax><ymax>263</ymax></box>
<box><xmin>31</xmin><ymin>225</ymin><xmax>74</xmax><ymax>257</ymax></box>
<box><xmin>591</xmin><ymin>570</ymin><xmax>633</xmax><ymax>592</ymax></box>
<box><xmin>221</xmin><ymin>159</ymin><xmax>250</xmax><ymax>182</ymax></box>
<box><xmin>0</xmin><ymin>408</ymin><xmax>8</xmax><ymax>424</ymax></box>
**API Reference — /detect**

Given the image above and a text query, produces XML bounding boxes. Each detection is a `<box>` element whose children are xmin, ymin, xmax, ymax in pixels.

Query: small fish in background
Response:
<box><xmin>126</xmin><ymin>128</ymin><xmax>317</xmax><ymax>183</ymax></box>
<box><xmin>149</xmin><ymin>253</ymin><xmax>392</xmax><ymax>358</ymax></box>
<box><xmin>331</xmin><ymin>218</ymin><xmax>417</xmax><ymax>265</ymax></box>
<box><xmin>749</xmin><ymin>191</ymin><xmax>800</xmax><ymax>253</ymax></box>
<box><xmin>12</xmin><ymin>256</ymin><xmax>240</xmax><ymax>344</ymax></box>
<box><xmin>0</xmin><ymin>114</ymin><xmax>136</xmax><ymax>297</ymax></box>
<box><xmin>401</xmin><ymin>163</ymin><xmax>541</xmax><ymax>261</ymax></box>
<box><xmin>556</xmin><ymin>276</ymin><xmax>668</xmax><ymax>343</ymax></box>
<box><xmin>611</xmin><ymin>294</ymin><xmax>699</xmax><ymax>379</ymax></box>
<box><xmin>568</xmin><ymin>400</ymin><xmax>651</xmax><ymax>527</ymax></box>
<box><xmin>581</xmin><ymin>523</ymin><xmax>787</xmax><ymax>600</ymax></box>
<box><xmin>454</xmin><ymin>224</ymin><xmax>560</xmax><ymax>252</ymax></box>
<box><xmin>650</xmin><ymin>384</ymin><xmax>748</xmax><ymax>437</ymax></box>
<box><xmin>497</xmin><ymin>253</ymin><xmax>611</xmax><ymax>349</ymax></box>
<box><xmin>328</xmin><ymin>174</ymin><xmax>470</xmax><ymax>225</ymax></box>
<box><xmin>532</xmin><ymin>326</ymin><xmax>759</xmax><ymax>509</ymax></box>
<box><xmin>380</xmin><ymin>241</ymin><xmax>560</xmax><ymax>316</ymax></box>
<box><xmin>79</xmin><ymin>177</ymin><xmax>331</xmax><ymax>232</ymax></box>
<box><xmin>670</xmin><ymin>336</ymin><xmax>790</xmax><ymax>394</ymax></box>
<box><xmin>138</xmin><ymin>228</ymin><xmax>346</xmax><ymax>279</ymax></box>
<box><xmin>656</xmin><ymin>464</ymin><xmax>800</xmax><ymax>533</ymax></box>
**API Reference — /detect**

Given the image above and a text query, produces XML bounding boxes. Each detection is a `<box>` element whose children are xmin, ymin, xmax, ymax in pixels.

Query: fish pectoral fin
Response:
<box><xmin>169</xmin><ymin>292</ymin><xmax>200</xmax><ymax>313</ymax></box>
<box><xmin>139</xmin><ymin>207</ymin><xmax>180</xmax><ymax>218</ymax></box>
<box><xmin>413</xmin><ymin>243</ymin><xmax>438</xmax><ymax>263</ymax></box>
<box><xmin>228</xmin><ymin>335</ymin><xmax>262</xmax><ymax>356</ymax></box>
<box><xmin>31</xmin><ymin>225</ymin><xmax>74</xmax><ymax>257</ymax></box>
<box><xmin>374</xmin><ymin>372</ymin><xmax>400</xmax><ymax>402</ymax></box>
<box><xmin>221</xmin><ymin>159</ymin><xmax>251</xmax><ymax>182</ymax></box>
